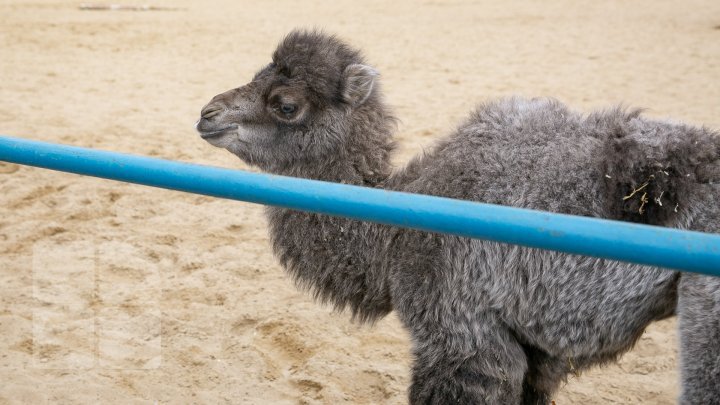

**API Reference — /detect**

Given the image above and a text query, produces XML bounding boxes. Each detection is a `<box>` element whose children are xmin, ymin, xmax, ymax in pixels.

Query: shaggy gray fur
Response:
<box><xmin>196</xmin><ymin>30</ymin><xmax>720</xmax><ymax>404</ymax></box>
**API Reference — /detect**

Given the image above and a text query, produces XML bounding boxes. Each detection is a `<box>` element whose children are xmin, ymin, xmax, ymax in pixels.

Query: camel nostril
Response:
<box><xmin>201</xmin><ymin>104</ymin><xmax>224</xmax><ymax>119</ymax></box>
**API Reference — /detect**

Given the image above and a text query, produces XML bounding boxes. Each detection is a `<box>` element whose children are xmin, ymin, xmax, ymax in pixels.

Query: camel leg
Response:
<box><xmin>405</xmin><ymin>317</ymin><xmax>527</xmax><ymax>404</ymax></box>
<box><xmin>678</xmin><ymin>273</ymin><xmax>720</xmax><ymax>405</ymax></box>
<box><xmin>520</xmin><ymin>346</ymin><xmax>569</xmax><ymax>405</ymax></box>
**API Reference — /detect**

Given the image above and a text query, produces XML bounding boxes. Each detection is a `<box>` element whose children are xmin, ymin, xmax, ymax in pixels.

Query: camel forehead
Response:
<box><xmin>272</xmin><ymin>30</ymin><xmax>364</xmax><ymax>70</ymax></box>
<box><xmin>270</xmin><ymin>30</ymin><xmax>365</xmax><ymax>99</ymax></box>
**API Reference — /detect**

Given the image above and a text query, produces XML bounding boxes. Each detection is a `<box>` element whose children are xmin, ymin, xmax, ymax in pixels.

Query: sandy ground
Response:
<box><xmin>1</xmin><ymin>0</ymin><xmax>718</xmax><ymax>403</ymax></box>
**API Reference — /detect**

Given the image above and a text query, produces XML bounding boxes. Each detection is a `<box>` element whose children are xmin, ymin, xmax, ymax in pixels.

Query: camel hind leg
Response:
<box><xmin>678</xmin><ymin>273</ymin><xmax>720</xmax><ymax>405</ymax></box>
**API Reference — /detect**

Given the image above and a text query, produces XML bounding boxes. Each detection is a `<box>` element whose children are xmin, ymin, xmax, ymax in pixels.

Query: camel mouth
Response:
<box><xmin>198</xmin><ymin>125</ymin><xmax>238</xmax><ymax>139</ymax></box>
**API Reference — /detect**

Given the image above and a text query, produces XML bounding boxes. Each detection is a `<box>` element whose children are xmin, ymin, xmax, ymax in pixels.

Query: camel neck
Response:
<box><xmin>265</xmin><ymin>201</ymin><xmax>393</xmax><ymax>324</ymax></box>
<box><xmin>262</xmin><ymin>103</ymin><xmax>397</xmax><ymax>322</ymax></box>
<box><xmin>279</xmin><ymin>157</ymin><xmax>391</xmax><ymax>185</ymax></box>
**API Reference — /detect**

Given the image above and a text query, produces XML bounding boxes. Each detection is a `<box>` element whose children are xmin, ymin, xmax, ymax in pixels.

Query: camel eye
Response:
<box><xmin>280</xmin><ymin>104</ymin><xmax>297</xmax><ymax>114</ymax></box>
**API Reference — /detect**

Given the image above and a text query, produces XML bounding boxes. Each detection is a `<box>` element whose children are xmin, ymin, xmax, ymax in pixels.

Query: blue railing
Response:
<box><xmin>0</xmin><ymin>135</ymin><xmax>718</xmax><ymax>276</ymax></box>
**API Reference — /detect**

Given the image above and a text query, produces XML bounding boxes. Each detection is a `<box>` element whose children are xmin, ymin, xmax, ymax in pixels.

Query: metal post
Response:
<box><xmin>1</xmin><ymin>135</ymin><xmax>718</xmax><ymax>275</ymax></box>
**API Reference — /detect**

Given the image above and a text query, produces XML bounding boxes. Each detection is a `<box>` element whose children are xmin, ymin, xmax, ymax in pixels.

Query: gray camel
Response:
<box><xmin>196</xmin><ymin>30</ymin><xmax>720</xmax><ymax>404</ymax></box>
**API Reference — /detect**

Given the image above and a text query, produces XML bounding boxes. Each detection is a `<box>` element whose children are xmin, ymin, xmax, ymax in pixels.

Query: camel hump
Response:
<box><xmin>599</xmin><ymin>117</ymin><xmax>719</xmax><ymax>226</ymax></box>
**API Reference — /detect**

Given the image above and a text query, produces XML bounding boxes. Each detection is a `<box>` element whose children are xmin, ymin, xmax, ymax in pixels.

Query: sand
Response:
<box><xmin>1</xmin><ymin>0</ymin><xmax>718</xmax><ymax>403</ymax></box>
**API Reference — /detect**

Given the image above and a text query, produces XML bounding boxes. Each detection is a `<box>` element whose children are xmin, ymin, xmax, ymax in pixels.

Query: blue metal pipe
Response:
<box><xmin>1</xmin><ymin>135</ymin><xmax>718</xmax><ymax>275</ymax></box>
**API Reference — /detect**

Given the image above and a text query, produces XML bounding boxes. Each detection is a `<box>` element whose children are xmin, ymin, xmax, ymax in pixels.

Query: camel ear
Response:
<box><xmin>341</xmin><ymin>64</ymin><xmax>378</xmax><ymax>106</ymax></box>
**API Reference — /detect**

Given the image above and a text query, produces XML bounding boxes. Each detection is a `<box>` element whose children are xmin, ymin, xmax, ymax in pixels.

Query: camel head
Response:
<box><xmin>196</xmin><ymin>30</ymin><xmax>381</xmax><ymax>174</ymax></box>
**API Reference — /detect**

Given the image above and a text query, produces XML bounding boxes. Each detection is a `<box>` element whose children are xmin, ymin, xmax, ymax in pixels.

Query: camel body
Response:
<box><xmin>197</xmin><ymin>31</ymin><xmax>720</xmax><ymax>404</ymax></box>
